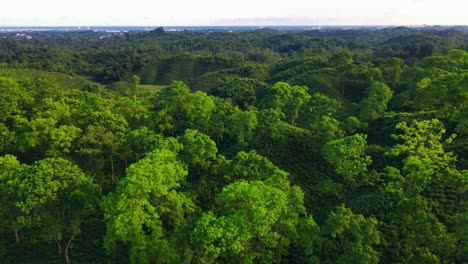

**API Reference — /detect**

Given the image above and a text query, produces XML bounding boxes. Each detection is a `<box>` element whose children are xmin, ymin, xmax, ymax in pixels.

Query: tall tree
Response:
<box><xmin>103</xmin><ymin>143</ymin><xmax>195</xmax><ymax>263</ymax></box>
<box><xmin>417</xmin><ymin>72</ymin><xmax>468</xmax><ymax>122</ymax></box>
<box><xmin>192</xmin><ymin>180</ymin><xmax>309</xmax><ymax>264</ymax></box>
<box><xmin>359</xmin><ymin>82</ymin><xmax>393</xmax><ymax>122</ymax></box>
<box><xmin>0</xmin><ymin>155</ymin><xmax>24</xmax><ymax>245</ymax></box>
<box><xmin>323</xmin><ymin>134</ymin><xmax>372</xmax><ymax>183</ymax></box>
<box><xmin>309</xmin><ymin>205</ymin><xmax>380</xmax><ymax>264</ymax></box>
<box><xmin>261</xmin><ymin>82</ymin><xmax>311</xmax><ymax>125</ymax></box>
<box><xmin>12</xmin><ymin>158</ymin><xmax>100</xmax><ymax>264</ymax></box>
<box><xmin>380</xmin><ymin>119</ymin><xmax>463</xmax><ymax>262</ymax></box>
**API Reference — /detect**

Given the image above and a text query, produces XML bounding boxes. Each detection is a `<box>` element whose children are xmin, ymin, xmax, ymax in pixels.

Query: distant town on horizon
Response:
<box><xmin>1</xmin><ymin>24</ymin><xmax>468</xmax><ymax>33</ymax></box>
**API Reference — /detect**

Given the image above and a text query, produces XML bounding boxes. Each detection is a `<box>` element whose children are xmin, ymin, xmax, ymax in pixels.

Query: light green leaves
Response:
<box><xmin>323</xmin><ymin>134</ymin><xmax>372</xmax><ymax>181</ymax></box>
<box><xmin>359</xmin><ymin>82</ymin><xmax>393</xmax><ymax>122</ymax></box>
<box><xmin>318</xmin><ymin>205</ymin><xmax>380</xmax><ymax>264</ymax></box>
<box><xmin>192</xmin><ymin>152</ymin><xmax>309</xmax><ymax>263</ymax></box>
<box><xmin>225</xmin><ymin>109</ymin><xmax>258</xmax><ymax>148</ymax></box>
<box><xmin>417</xmin><ymin>72</ymin><xmax>468</xmax><ymax>122</ymax></box>
<box><xmin>192</xmin><ymin>181</ymin><xmax>292</xmax><ymax>263</ymax></box>
<box><xmin>261</xmin><ymin>81</ymin><xmax>311</xmax><ymax>125</ymax></box>
<box><xmin>387</xmin><ymin>119</ymin><xmax>456</xmax><ymax>179</ymax></box>
<box><xmin>103</xmin><ymin>146</ymin><xmax>194</xmax><ymax>263</ymax></box>
<box><xmin>14</xmin><ymin>158</ymin><xmax>99</xmax><ymax>228</ymax></box>
<box><xmin>178</xmin><ymin>129</ymin><xmax>218</xmax><ymax>170</ymax></box>
<box><xmin>46</xmin><ymin>125</ymin><xmax>82</xmax><ymax>157</ymax></box>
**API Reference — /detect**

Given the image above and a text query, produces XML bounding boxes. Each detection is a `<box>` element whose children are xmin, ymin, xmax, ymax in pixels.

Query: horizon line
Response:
<box><xmin>1</xmin><ymin>24</ymin><xmax>467</xmax><ymax>27</ymax></box>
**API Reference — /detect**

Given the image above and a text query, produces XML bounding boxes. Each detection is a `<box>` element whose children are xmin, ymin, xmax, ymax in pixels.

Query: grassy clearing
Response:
<box><xmin>138</xmin><ymin>84</ymin><xmax>169</xmax><ymax>94</ymax></box>
<box><xmin>0</xmin><ymin>67</ymin><xmax>88</xmax><ymax>89</ymax></box>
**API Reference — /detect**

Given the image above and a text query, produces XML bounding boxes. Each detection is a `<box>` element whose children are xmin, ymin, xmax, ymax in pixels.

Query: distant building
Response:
<box><xmin>15</xmin><ymin>33</ymin><xmax>32</xmax><ymax>39</ymax></box>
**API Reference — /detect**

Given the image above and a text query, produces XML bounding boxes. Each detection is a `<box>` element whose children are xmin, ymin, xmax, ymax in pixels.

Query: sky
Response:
<box><xmin>0</xmin><ymin>0</ymin><xmax>467</xmax><ymax>26</ymax></box>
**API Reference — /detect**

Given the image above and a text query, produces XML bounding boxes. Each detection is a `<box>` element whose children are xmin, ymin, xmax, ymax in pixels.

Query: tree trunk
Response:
<box><xmin>13</xmin><ymin>227</ymin><xmax>20</xmax><ymax>245</ymax></box>
<box><xmin>64</xmin><ymin>232</ymin><xmax>76</xmax><ymax>264</ymax></box>
<box><xmin>65</xmin><ymin>252</ymin><xmax>70</xmax><ymax>264</ymax></box>
<box><xmin>56</xmin><ymin>239</ymin><xmax>62</xmax><ymax>255</ymax></box>
<box><xmin>109</xmin><ymin>154</ymin><xmax>115</xmax><ymax>182</ymax></box>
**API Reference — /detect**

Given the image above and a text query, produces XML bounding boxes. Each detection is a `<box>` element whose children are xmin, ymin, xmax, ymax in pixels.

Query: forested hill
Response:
<box><xmin>0</xmin><ymin>27</ymin><xmax>466</xmax><ymax>263</ymax></box>
<box><xmin>2</xmin><ymin>26</ymin><xmax>468</xmax><ymax>83</ymax></box>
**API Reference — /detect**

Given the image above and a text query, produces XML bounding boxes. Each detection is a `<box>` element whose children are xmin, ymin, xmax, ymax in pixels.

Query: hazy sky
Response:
<box><xmin>0</xmin><ymin>0</ymin><xmax>467</xmax><ymax>26</ymax></box>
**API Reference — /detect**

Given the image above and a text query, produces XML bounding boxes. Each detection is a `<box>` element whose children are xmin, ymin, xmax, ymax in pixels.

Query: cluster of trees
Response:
<box><xmin>0</xmin><ymin>28</ymin><xmax>466</xmax><ymax>263</ymax></box>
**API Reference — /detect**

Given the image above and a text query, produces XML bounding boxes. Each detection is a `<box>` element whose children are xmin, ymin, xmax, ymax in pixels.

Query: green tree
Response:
<box><xmin>313</xmin><ymin>116</ymin><xmax>345</xmax><ymax>146</ymax></box>
<box><xmin>152</xmin><ymin>81</ymin><xmax>216</xmax><ymax>134</ymax></box>
<box><xmin>78</xmin><ymin>125</ymin><xmax>122</xmax><ymax>182</ymax></box>
<box><xmin>261</xmin><ymin>82</ymin><xmax>311</xmax><ymax>125</ymax></box>
<box><xmin>0</xmin><ymin>77</ymin><xmax>25</xmax><ymax>122</ymax></box>
<box><xmin>417</xmin><ymin>72</ymin><xmax>468</xmax><ymax>122</ymax></box>
<box><xmin>12</xmin><ymin>158</ymin><xmax>100</xmax><ymax>264</ymax></box>
<box><xmin>0</xmin><ymin>155</ymin><xmax>24</xmax><ymax>245</ymax></box>
<box><xmin>103</xmin><ymin>145</ymin><xmax>195</xmax><ymax>263</ymax></box>
<box><xmin>118</xmin><ymin>127</ymin><xmax>162</xmax><ymax>166</ymax></box>
<box><xmin>0</xmin><ymin>123</ymin><xmax>14</xmax><ymax>154</ymax></box>
<box><xmin>225</xmin><ymin>109</ymin><xmax>258</xmax><ymax>149</ymax></box>
<box><xmin>192</xmin><ymin>180</ymin><xmax>308</xmax><ymax>263</ymax></box>
<box><xmin>386</xmin><ymin>119</ymin><xmax>456</xmax><ymax>178</ymax></box>
<box><xmin>151</xmin><ymin>81</ymin><xmax>191</xmax><ymax>135</ymax></box>
<box><xmin>178</xmin><ymin>129</ymin><xmax>218</xmax><ymax>172</ymax></box>
<box><xmin>46</xmin><ymin>125</ymin><xmax>82</xmax><ymax>158</ymax></box>
<box><xmin>378</xmin><ymin>57</ymin><xmax>404</xmax><ymax>89</ymax></box>
<box><xmin>74</xmin><ymin>93</ymin><xmax>128</xmax><ymax>182</ymax></box>
<box><xmin>211</xmin><ymin>77</ymin><xmax>259</xmax><ymax>110</ymax></box>
<box><xmin>310</xmin><ymin>205</ymin><xmax>380</xmax><ymax>264</ymax></box>
<box><xmin>224</xmin><ymin>150</ymin><xmax>288</xmax><ymax>184</ymax></box>
<box><xmin>300</xmin><ymin>92</ymin><xmax>341</xmax><ymax>130</ymax></box>
<box><xmin>359</xmin><ymin>82</ymin><xmax>393</xmax><ymax>122</ymax></box>
<box><xmin>330</xmin><ymin>50</ymin><xmax>353</xmax><ymax>67</ymax></box>
<box><xmin>323</xmin><ymin>134</ymin><xmax>372</xmax><ymax>183</ymax></box>
<box><xmin>380</xmin><ymin>119</ymin><xmax>462</xmax><ymax>262</ymax></box>
<box><xmin>114</xmin><ymin>96</ymin><xmax>152</xmax><ymax>129</ymax></box>
<box><xmin>183</xmin><ymin>91</ymin><xmax>216</xmax><ymax>133</ymax></box>
<box><xmin>205</xmin><ymin>99</ymin><xmax>235</xmax><ymax>145</ymax></box>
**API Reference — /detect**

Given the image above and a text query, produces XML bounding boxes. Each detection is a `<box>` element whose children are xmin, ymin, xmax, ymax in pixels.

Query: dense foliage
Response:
<box><xmin>0</xmin><ymin>26</ymin><xmax>467</xmax><ymax>263</ymax></box>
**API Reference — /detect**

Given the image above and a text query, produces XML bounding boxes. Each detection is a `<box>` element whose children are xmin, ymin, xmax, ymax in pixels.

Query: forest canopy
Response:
<box><xmin>0</xmin><ymin>26</ymin><xmax>467</xmax><ymax>263</ymax></box>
